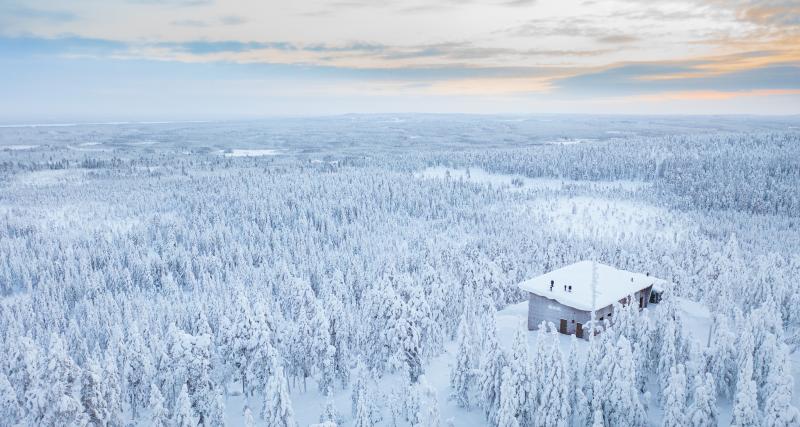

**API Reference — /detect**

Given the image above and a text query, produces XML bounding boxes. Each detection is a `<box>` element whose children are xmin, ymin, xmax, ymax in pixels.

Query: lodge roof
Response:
<box><xmin>517</xmin><ymin>261</ymin><xmax>665</xmax><ymax>311</ymax></box>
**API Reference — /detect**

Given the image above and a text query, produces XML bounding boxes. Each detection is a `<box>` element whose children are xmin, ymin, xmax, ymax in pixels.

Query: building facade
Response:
<box><xmin>518</xmin><ymin>261</ymin><xmax>662</xmax><ymax>338</ymax></box>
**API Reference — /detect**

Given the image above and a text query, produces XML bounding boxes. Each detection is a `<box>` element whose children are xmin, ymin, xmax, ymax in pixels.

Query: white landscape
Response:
<box><xmin>0</xmin><ymin>116</ymin><xmax>799</xmax><ymax>427</ymax></box>
<box><xmin>2</xmin><ymin>0</ymin><xmax>800</xmax><ymax>425</ymax></box>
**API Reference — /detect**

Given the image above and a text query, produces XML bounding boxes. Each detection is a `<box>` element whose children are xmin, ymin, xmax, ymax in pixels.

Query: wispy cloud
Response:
<box><xmin>0</xmin><ymin>4</ymin><xmax>77</xmax><ymax>23</ymax></box>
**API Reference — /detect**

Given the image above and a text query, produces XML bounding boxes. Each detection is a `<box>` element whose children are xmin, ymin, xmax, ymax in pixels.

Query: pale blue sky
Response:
<box><xmin>1</xmin><ymin>0</ymin><xmax>799</xmax><ymax>121</ymax></box>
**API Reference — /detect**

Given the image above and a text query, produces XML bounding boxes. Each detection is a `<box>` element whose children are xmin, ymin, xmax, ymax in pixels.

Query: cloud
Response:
<box><xmin>505</xmin><ymin>18</ymin><xmax>644</xmax><ymax>46</ymax></box>
<box><xmin>219</xmin><ymin>15</ymin><xmax>247</xmax><ymax>25</ymax></box>
<box><xmin>126</xmin><ymin>0</ymin><xmax>213</xmax><ymax>6</ymax></box>
<box><xmin>0</xmin><ymin>36</ymin><xmax>128</xmax><ymax>57</ymax></box>
<box><xmin>553</xmin><ymin>59</ymin><xmax>800</xmax><ymax>96</ymax></box>
<box><xmin>634</xmin><ymin>88</ymin><xmax>800</xmax><ymax>101</ymax></box>
<box><xmin>596</xmin><ymin>34</ymin><xmax>639</xmax><ymax>44</ymax></box>
<box><xmin>0</xmin><ymin>5</ymin><xmax>77</xmax><ymax>23</ymax></box>
<box><xmin>171</xmin><ymin>15</ymin><xmax>247</xmax><ymax>27</ymax></box>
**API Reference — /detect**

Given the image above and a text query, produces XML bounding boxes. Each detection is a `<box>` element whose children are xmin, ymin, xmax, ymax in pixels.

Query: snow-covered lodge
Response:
<box><xmin>518</xmin><ymin>261</ymin><xmax>665</xmax><ymax>338</ymax></box>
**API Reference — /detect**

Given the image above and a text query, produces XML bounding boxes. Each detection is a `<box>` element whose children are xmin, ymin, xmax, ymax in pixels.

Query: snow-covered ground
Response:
<box><xmin>11</xmin><ymin>168</ymin><xmax>88</xmax><ymax>187</ymax></box>
<box><xmin>542</xmin><ymin>138</ymin><xmax>598</xmax><ymax>145</ymax></box>
<box><xmin>524</xmin><ymin>196</ymin><xmax>694</xmax><ymax>241</ymax></box>
<box><xmin>222</xmin><ymin>149</ymin><xmax>280</xmax><ymax>157</ymax></box>
<box><xmin>1</xmin><ymin>144</ymin><xmax>38</xmax><ymax>150</ymax></box>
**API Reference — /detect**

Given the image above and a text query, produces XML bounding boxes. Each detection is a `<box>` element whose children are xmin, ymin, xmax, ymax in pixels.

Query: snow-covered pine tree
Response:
<box><xmin>478</xmin><ymin>318</ymin><xmax>506</xmax><ymax>425</ymax></box>
<box><xmin>662</xmin><ymin>364</ymin><xmax>687</xmax><ymax>427</ymax></box>
<box><xmin>174</xmin><ymin>383</ymin><xmax>197</xmax><ymax>427</ymax></box>
<box><xmin>688</xmin><ymin>373</ymin><xmax>717</xmax><ymax>427</ymax></box>
<box><xmin>534</xmin><ymin>325</ymin><xmax>569</xmax><ymax>427</ymax></box>
<box><xmin>508</xmin><ymin>325</ymin><xmax>533</xmax><ymax>426</ymax></box>
<box><xmin>656</xmin><ymin>295</ymin><xmax>683</xmax><ymax>403</ymax></box>
<box><xmin>762</xmin><ymin>343</ymin><xmax>800</xmax><ymax>427</ymax></box>
<box><xmin>497</xmin><ymin>366</ymin><xmax>521</xmax><ymax>427</ymax></box>
<box><xmin>261</xmin><ymin>365</ymin><xmax>297</xmax><ymax>427</ymax></box>
<box><xmin>352</xmin><ymin>384</ymin><xmax>371</xmax><ymax>427</ymax></box>
<box><xmin>102</xmin><ymin>349</ymin><xmax>124</xmax><ymax>426</ymax></box>
<box><xmin>319</xmin><ymin>387</ymin><xmax>338</xmax><ymax>425</ymax></box>
<box><xmin>81</xmin><ymin>357</ymin><xmax>111</xmax><ymax>426</ymax></box>
<box><xmin>351</xmin><ymin>359</ymin><xmax>368</xmax><ymax>419</ymax></box>
<box><xmin>245</xmin><ymin>303</ymin><xmax>275</xmax><ymax>396</ymax></box>
<box><xmin>706</xmin><ymin>315</ymin><xmax>737</xmax><ymax>398</ymax></box>
<box><xmin>149</xmin><ymin>383</ymin><xmax>169</xmax><ymax>427</ymax></box>
<box><xmin>243</xmin><ymin>405</ymin><xmax>255</xmax><ymax>427</ymax></box>
<box><xmin>319</xmin><ymin>344</ymin><xmax>337</xmax><ymax>394</ymax></box>
<box><xmin>418</xmin><ymin>376</ymin><xmax>441</xmax><ymax>427</ymax></box>
<box><xmin>731</xmin><ymin>354</ymin><xmax>758</xmax><ymax>427</ymax></box>
<box><xmin>26</xmin><ymin>334</ymin><xmax>85</xmax><ymax>426</ymax></box>
<box><xmin>0</xmin><ymin>373</ymin><xmax>19</xmax><ymax>424</ymax></box>
<box><xmin>573</xmin><ymin>386</ymin><xmax>590</xmax><ymax>427</ymax></box>
<box><xmin>325</xmin><ymin>294</ymin><xmax>353</xmax><ymax>387</ymax></box>
<box><xmin>603</xmin><ymin>335</ymin><xmax>646</xmax><ymax>427</ymax></box>
<box><xmin>449</xmin><ymin>309</ymin><xmax>479</xmax><ymax>408</ymax></box>
<box><xmin>123</xmin><ymin>323</ymin><xmax>154</xmax><ymax>420</ymax></box>
<box><xmin>632</xmin><ymin>314</ymin><xmax>652</xmax><ymax>393</ymax></box>
<box><xmin>590</xmin><ymin>380</ymin><xmax>604</xmax><ymax>427</ymax></box>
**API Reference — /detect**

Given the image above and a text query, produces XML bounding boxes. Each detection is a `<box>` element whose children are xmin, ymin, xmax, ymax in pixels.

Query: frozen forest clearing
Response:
<box><xmin>1</xmin><ymin>115</ymin><xmax>799</xmax><ymax>426</ymax></box>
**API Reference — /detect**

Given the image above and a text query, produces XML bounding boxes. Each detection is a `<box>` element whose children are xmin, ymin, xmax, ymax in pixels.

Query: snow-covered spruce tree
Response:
<box><xmin>25</xmin><ymin>334</ymin><xmax>85</xmax><ymax>426</ymax></box>
<box><xmin>449</xmin><ymin>308</ymin><xmax>479</xmax><ymax>408</ymax></box>
<box><xmin>706</xmin><ymin>315</ymin><xmax>737</xmax><ymax>398</ymax></box>
<box><xmin>261</xmin><ymin>365</ymin><xmax>297</xmax><ymax>427</ymax></box>
<box><xmin>497</xmin><ymin>366</ymin><xmax>521</xmax><ymax>427</ymax></box>
<box><xmin>0</xmin><ymin>373</ymin><xmax>19</xmax><ymax>424</ymax></box>
<box><xmin>325</xmin><ymin>294</ymin><xmax>353</xmax><ymax>387</ymax></box>
<box><xmin>591</xmin><ymin>408</ymin><xmax>604</xmax><ymax>427</ymax></box>
<box><xmin>706</xmin><ymin>234</ymin><xmax>746</xmax><ymax>314</ymax></box>
<box><xmin>171</xmin><ymin>329</ymin><xmax>225</xmax><ymax>426</ymax></box>
<box><xmin>731</xmin><ymin>354</ymin><xmax>758</xmax><ymax>427</ymax></box>
<box><xmin>81</xmin><ymin>357</ymin><xmax>111</xmax><ymax>426</ymax></box>
<box><xmin>404</xmin><ymin>281</ymin><xmax>435</xmax><ymax>362</ymax></box>
<box><xmin>225</xmin><ymin>296</ymin><xmax>256</xmax><ymax>395</ymax></box>
<box><xmin>590</xmin><ymin>380</ymin><xmax>604</xmax><ymax>427</ymax></box>
<box><xmin>174</xmin><ymin>383</ymin><xmax>197</xmax><ymax>427</ymax></box>
<box><xmin>102</xmin><ymin>349</ymin><xmax>124</xmax><ymax>426</ymax></box>
<box><xmin>404</xmin><ymin>379</ymin><xmax>423</xmax><ymax>427</ymax></box>
<box><xmin>149</xmin><ymin>383</ymin><xmax>169</xmax><ymax>427</ymax></box>
<box><xmin>351</xmin><ymin>359</ymin><xmax>368</xmax><ymax>420</ymax></box>
<box><xmin>688</xmin><ymin>372</ymin><xmax>718</xmax><ymax>427</ymax></box>
<box><xmin>603</xmin><ymin>335</ymin><xmax>645</xmax><ymax>427</ymax></box>
<box><xmin>352</xmin><ymin>383</ymin><xmax>372</xmax><ymax>427</ymax></box>
<box><xmin>5</xmin><ymin>335</ymin><xmax>39</xmax><ymax>411</ymax></box>
<box><xmin>245</xmin><ymin>303</ymin><xmax>276</xmax><ymax>397</ymax></box>
<box><xmin>243</xmin><ymin>405</ymin><xmax>255</xmax><ymax>427</ymax></box>
<box><xmin>319</xmin><ymin>387</ymin><xmax>338</xmax><ymax>425</ymax></box>
<box><xmin>308</xmin><ymin>302</ymin><xmax>334</xmax><ymax>390</ymax></box>
<box><xmin>319</xmin><ymin>343</ymin><xmax>337</xmax><ymax>394</ymax></box>
<box><xmin>123</xmin><ymin>323</ymin><xmax>154</xmax><ymax>420</ymax></box>
<box><xmin>662</xmin><ymin>364</ymin><xmax>687</xmax><ymax>427</ymax></box>
<box><xmin>534</xmin><ymin>324</ymin><xmax>569</xmax><ymax>427</ymax></box>
<box><xmin>573</xmin><ymin>386</ymin><xmax>591</xmax><ymax>427</ymax></box>
<box><xmin>478</xmin><ymin>318</ymin><xmax>506</xmax><ymax>425</ymax></box>
<box><xmin>762</xmin><ymin>343</ymin><xmax>800</xmax><ymax>427</ymax></box>
<box><xmin>418</xmin><ymin>376</ymin><xmax>441</xmax><ymax>427</ymax></box>
<box><xmin>508</xmin><ymin>325</ymin><xmax>533</xmax><ymax>426</ymax></box>
<box><xmin>655</xmin><ymin>293</ymin><xmax>685</xmax><ymax>403</ymax></box>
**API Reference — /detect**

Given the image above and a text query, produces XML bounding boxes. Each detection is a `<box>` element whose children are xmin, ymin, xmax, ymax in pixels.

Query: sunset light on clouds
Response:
<box><xmin>1</xmin><ymin>0</ymin><xmax>799</xmax><ymax>119</ymax></box>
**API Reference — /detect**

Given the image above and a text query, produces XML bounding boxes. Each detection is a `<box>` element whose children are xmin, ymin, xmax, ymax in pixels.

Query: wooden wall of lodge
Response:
<box><xmin>526</xmin><ymin>285</ymin><xmax>653</xmax><ymax>338</ymax></box>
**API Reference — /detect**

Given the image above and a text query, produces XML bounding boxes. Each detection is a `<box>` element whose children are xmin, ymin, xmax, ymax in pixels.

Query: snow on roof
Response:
<box><xmin>517</xmin><ymin>261</ymin><xmax>666</xmax><ymax>311</ymax></box>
